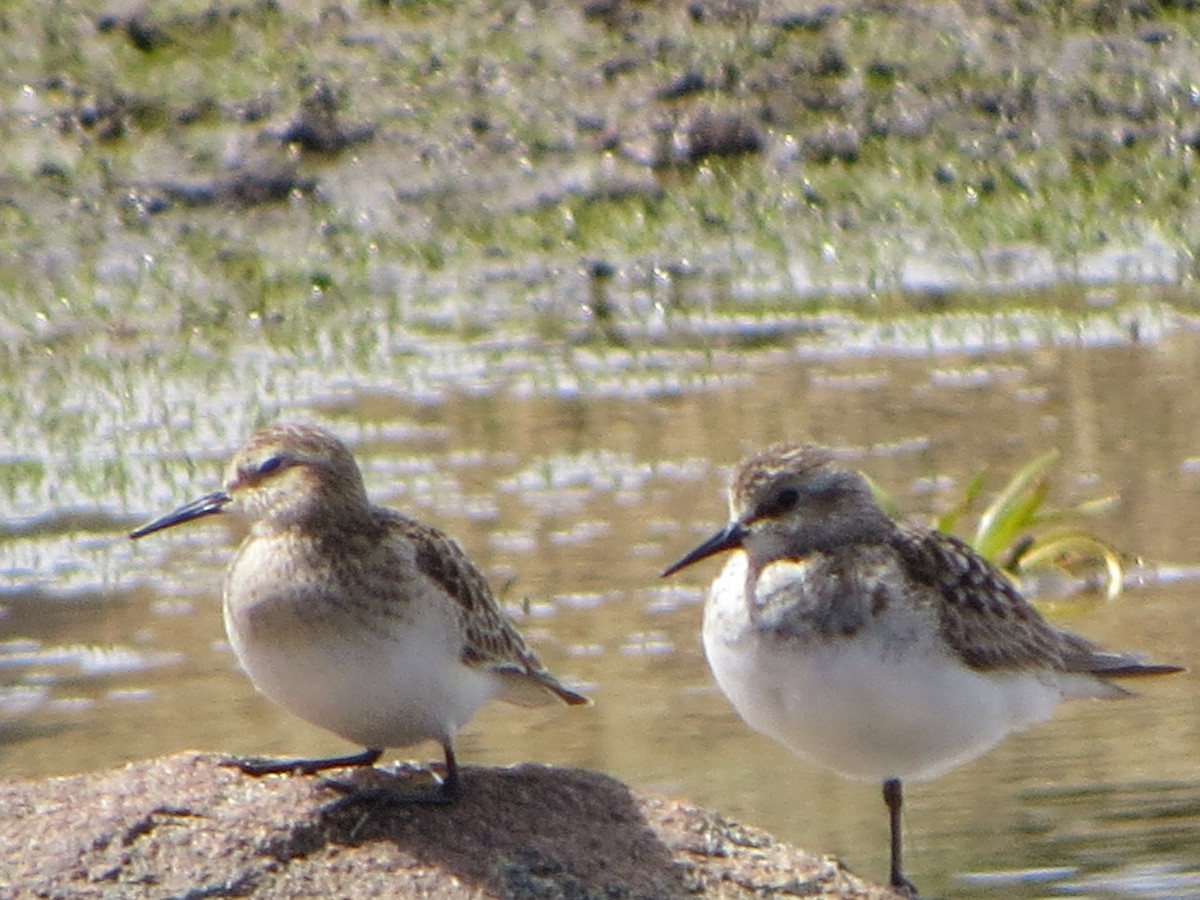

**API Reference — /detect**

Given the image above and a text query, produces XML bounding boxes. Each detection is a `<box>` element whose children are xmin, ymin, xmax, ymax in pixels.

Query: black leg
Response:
<box><xmin>883</xmin><ymin>777</ymin><xmax>918</xmax><ymax>896</ymax></box>
<box><xmin>222</xmin><ymin>746</ymin><xmax>383</xmax><ymax>777</ymax></box>
<box><xmin>320</xmin><ymin>741</ymin><xmax>461</xmax><ymax>810</ymax></box>
<box><xmin>438</xmin><ymin>741</ymin><xmax>461</xmax><ymax>802</ymax></box>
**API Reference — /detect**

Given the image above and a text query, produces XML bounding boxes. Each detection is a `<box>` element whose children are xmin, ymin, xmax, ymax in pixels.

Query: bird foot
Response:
<box><xmin>220</xmin><ymin>747</ymin><xmax>382</xmax><ymax>777</ymax></box>
<box><xmin>219</xmin><ymin>755</ymin><xmax>313</xmax><ymax>776</ymax></box>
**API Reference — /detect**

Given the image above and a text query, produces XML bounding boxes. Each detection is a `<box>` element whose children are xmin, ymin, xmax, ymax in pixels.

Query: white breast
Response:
<box><xmin>702</xmin><ymin>552</ymin><xmax>1073</xmax><ymax>782</ymax></box>
<box><xmin>223</xmin><ymin>538</ymin><xmax>497</xmax><ymax>750</ymax></box>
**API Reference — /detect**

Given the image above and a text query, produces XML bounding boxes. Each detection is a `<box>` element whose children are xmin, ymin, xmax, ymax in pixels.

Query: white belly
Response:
<box><xmin>223</xmin><ymin>575</ymin><xmax>495</xmax><ymax>750</ymax></box>
<box><xmin>702</xmin><ymin>553</ymin><xmax>1069</xmax><ymax>782</ymax></box>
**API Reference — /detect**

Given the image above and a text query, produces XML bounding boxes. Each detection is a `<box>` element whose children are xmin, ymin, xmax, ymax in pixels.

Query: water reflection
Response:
<box><xmin>2</xmin><ymin>308</ymin><xmax>1199</xmax><ymax>896</ymax></box>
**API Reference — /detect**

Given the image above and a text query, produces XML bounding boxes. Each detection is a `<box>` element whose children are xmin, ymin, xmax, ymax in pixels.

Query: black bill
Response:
<box><xmin>662</xmin><ymin>521</ymin><xmax>748</xmax><ymax>577</ymax></box>
<box><xmin>129</xmin><ymin>490</ymin><xmax>232</xmax><ymax>539</ymax></box>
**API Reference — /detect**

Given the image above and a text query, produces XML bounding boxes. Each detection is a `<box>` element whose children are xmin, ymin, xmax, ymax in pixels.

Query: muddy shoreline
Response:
<box><xmin>3</xmin><ymin>0</ymin><xmax>1200</xmax><ymax>336</ymax></box>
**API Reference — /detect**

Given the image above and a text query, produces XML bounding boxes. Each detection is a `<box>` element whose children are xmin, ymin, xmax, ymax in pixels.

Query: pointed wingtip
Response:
<box><xmin>1082</xmin><ymin>653</ymin><xmax>1185</xmax><ymax>682</ymax></box>
<box><xmin>490</xmin><ymin>667</ymin><xmax>593</xmax><ymax>708</ymax></box>
<box><xmin>1107</xmin><ymin>662</ymin><xmax>1186</xmax><ymax>678</ymax></box>
<box><xmin>559</xmin><ymin>686</ymin><xmax>593</xmax><ymax>707</ymax></box>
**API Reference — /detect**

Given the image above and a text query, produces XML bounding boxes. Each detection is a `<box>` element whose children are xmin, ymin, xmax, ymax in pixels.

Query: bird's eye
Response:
<box><xmin>757</xmin><ymin>486</ymin><xmax>800</xmax><ymax>519</ymax></box>
<box><xmin>256</xmin><ymin>455</ymin><xmax>284</xmax><ymax>477</ymax></box>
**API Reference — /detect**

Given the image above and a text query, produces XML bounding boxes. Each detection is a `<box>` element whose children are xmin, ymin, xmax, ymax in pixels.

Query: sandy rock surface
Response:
<box><xmin>0</xmin><ymin>751</ymin><xmax>898</xmax><ymax>899</ymax></box>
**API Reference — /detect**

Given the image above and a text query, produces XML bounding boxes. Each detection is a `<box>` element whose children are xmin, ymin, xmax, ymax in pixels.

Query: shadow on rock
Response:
<box><xmin>287</xmin><ymin>762</ymin><xmax>684</xmax><ymax>897</ymax></box>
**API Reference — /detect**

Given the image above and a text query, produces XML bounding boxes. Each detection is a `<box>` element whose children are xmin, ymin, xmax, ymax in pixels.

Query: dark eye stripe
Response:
<box><xmin>256</xmin><ymin>455</ymin><xmax>284</xmax><ymax>476</ymax></box>
<box><xmin>755</xmin><ymin>486</ymin><xmax>799</xmax><ymax>519</ymax></box>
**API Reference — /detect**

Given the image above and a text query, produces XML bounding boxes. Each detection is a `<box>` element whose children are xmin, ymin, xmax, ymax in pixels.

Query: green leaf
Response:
<box><xmin>1013</xmin><ymin>530</ymin><xmax>1125</xmax><ymax>601</ymax></box>
<box><xmin>935</xmin><ymin>470</ymin><xmax>986</xmax><ymax>534</ymax></box>
<box><xmin>1030</xmin><ymin>494</ymin><xmax>1118</xmax><ymax>527</ymax></box>
<box><xmin>938</xmin><ymin>449</ymin><xmax>1129</xmax><ymax>602</ymax></box>
<box><xmin>863</xmin><ymin>472</ymin><xmax>904</xmax><ymax>520</ymax></box>
<box><xmin>972</xmin><ymin>449</ymin><xmax>1059</xmax><ymax>560</ymax></box>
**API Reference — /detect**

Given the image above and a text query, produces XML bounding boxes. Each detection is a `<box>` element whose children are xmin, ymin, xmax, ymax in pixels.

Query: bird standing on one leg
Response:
<box><xmin>131</xmin><ymin>422</ymin><xmax>588</xmax><ymax>803</ymax></box>
<box><xmin>663</xmin><ymin>443</ymin><xmax>1181</xmax><ymax>893</ymax></box>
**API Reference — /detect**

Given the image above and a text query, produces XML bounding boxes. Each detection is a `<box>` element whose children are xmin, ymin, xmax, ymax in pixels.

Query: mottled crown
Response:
<box><xmin>732</xmin><ymin>444</ymin><xmax>838</xmax><ymax>510</ymax></box>
<box><xmin>226</xmin><ymin>423</ymin><xmax>370</xmax><ymax>525</ymax></box>
<box><xmin>730</xmin><ymin>443</ymin><xmax>892</xmax><ymax>552</ymax></box>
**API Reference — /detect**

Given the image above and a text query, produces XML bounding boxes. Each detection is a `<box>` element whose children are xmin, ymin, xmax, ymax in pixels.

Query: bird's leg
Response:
<box><xmin>320</xmin><ymin>741</ymin><xmax>461</xmax><ymax>810</ymax></box>
<box><xmin>222</xmin><ymin>746</ymin><xmax>383</xmax><ymax>777</ymax></box>
<box><xmin>883</xmin><ymin>777</ymin><xmax>918</xmax><ymax>896</ymax></box>
<box><xmin>437</xmin><ymin>742</ymin><xmax>461</xmax><ymax>801</ymax></box>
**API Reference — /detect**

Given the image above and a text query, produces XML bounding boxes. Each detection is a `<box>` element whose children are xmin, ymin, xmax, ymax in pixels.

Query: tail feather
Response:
<box><xmin>493</xmin><ymin>666</ymin><xmax>592</xmax><ymax>708</ymax></box>
<box><xmin>1063</xmin><ymin>635</ymin><xmax>1183</xmax><ymax>681</ymax></box>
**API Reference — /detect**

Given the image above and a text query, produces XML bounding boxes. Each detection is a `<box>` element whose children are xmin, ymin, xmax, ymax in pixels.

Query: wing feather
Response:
<box><xmin>387</xmin><ymin>510</ymin><xmax>589</xmax><ymax>705</ymax></box>
<box><xmin>891</xmin><ymin>523</ymin><xmax>1179</xmax><ymax>679</ymax></box>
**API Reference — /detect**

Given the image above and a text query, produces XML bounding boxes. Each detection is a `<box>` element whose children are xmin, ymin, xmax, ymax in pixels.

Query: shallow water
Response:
<box><xmin>2</xmin><ymin>293</ymin><xmax>1200</xmax><ymax>897</ymax></box>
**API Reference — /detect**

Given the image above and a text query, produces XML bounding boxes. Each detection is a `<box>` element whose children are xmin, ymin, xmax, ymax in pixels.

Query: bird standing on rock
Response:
<box><xmin>131</xmin><ymin>422</ymin><xmax>588</xmax><ymax>803</ymax></box>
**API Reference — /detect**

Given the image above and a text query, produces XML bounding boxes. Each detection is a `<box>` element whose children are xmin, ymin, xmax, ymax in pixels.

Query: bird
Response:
<box><xmin>662</xmin><ymin>442</ymin><xmax>1181</xmax><ymax>894</ymax></box>
<box><xmin>130</xmin><ymin>422</ymin><xmax>589</xmax><ymax>803</ymax></box>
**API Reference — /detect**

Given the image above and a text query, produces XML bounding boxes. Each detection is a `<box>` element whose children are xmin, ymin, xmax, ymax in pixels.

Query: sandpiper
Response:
<box><xmin>663</xmin><ymin>443</ymin><xmax>1181</xmax><ymax>894</ymax></box>
<box><xmin>131</xmin><ymin>422</ymin><xmax>588</xmax><ymax>802</ymax></box>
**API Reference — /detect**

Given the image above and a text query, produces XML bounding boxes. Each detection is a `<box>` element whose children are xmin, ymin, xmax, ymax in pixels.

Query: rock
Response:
<box><xmin>0</xmin><ymin>752</ymin><xmax>897</xmax><ymax>899</ymax></box>
<box><xmin>680</xmin><ymin>111</ymin><xmax>765</xmax><ymax>162</ymax></box>
<box><xmin>152</xmin><ymin>169</ymin><xmax>318</xmax><ymax>208</ymax></box>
